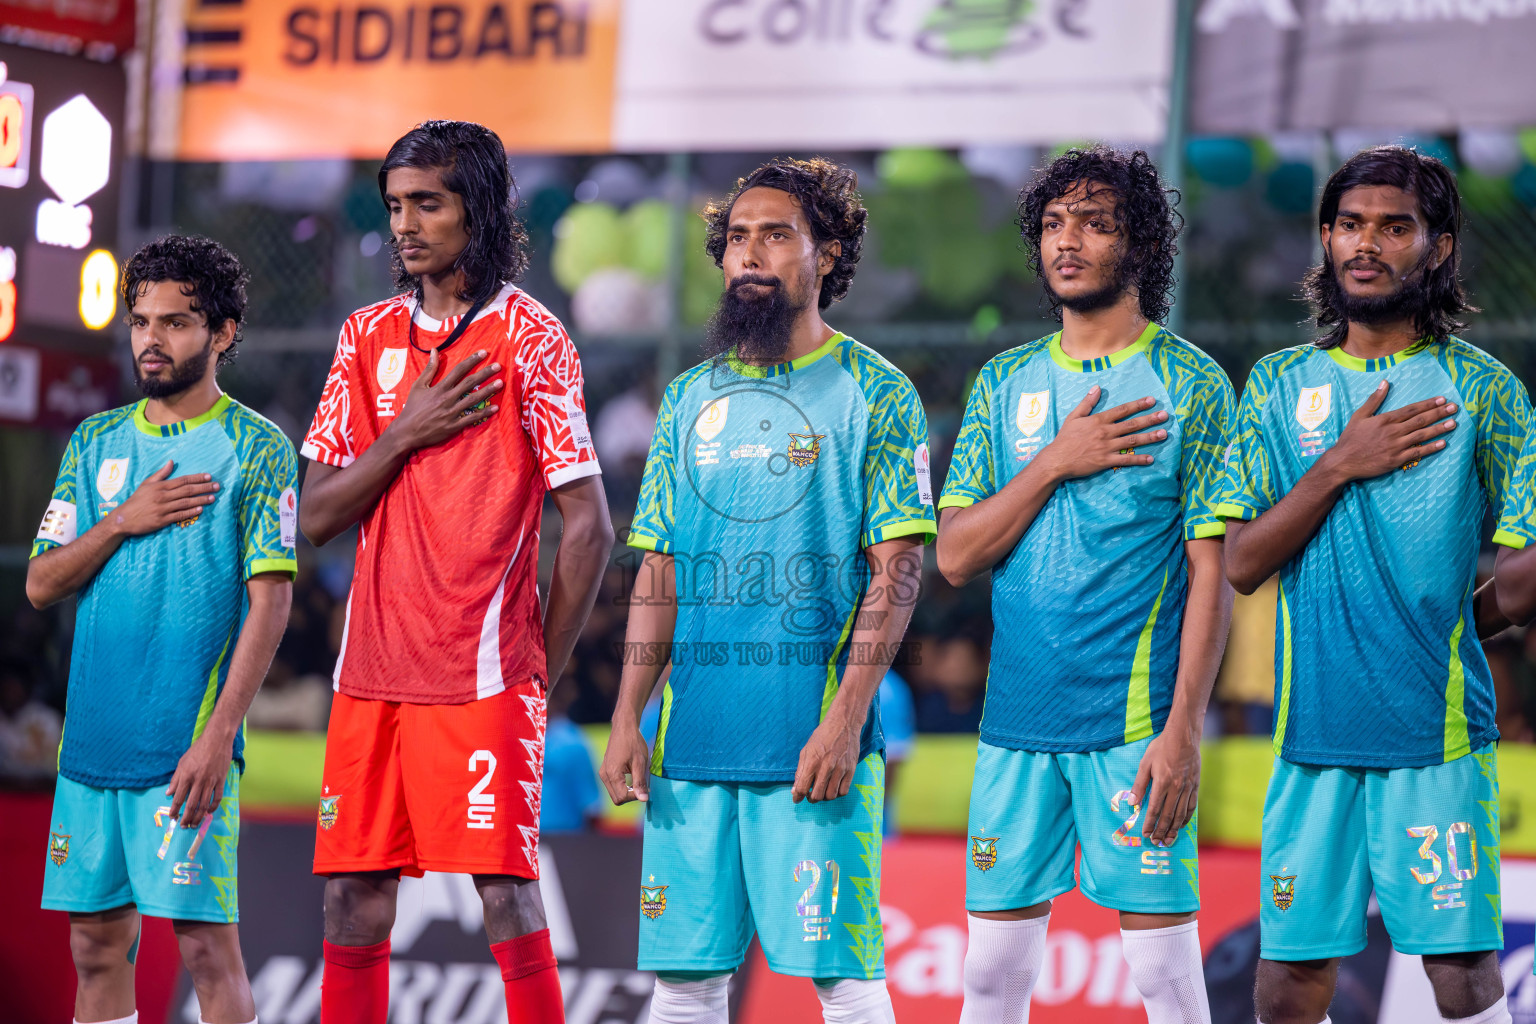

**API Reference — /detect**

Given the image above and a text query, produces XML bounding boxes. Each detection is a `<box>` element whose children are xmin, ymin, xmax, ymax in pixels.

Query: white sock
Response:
<box><xmin>1444</xmin><ymin>996</ymin><xmax>1512</xmax><ymax>1024</ymax></box>
<box><xmin>76</xmin><ymin>1016</ymin><xmax>137</xmax><ymax>1024</ymax></box>
<box><xmin>812</xmin><ymin>978</ymin><xmax>896</xmax><ymax>1024</ymax></box>
<box><xmin>647</xmin><ymin>974</ymin><xmax>729</xmax><ymax>1024</ymax></box>
<box><xmin>1121</xmin><ymin>921</ymin><xmax>1211</xmax><ymax>1024</ymax></box>
<box><xmin>959</xmin><ymin>913</ymin><xmax>1050</xmax><ymax>1024</ymax></box>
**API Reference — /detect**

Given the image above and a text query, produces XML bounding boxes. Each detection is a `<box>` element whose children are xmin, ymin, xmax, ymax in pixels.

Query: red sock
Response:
<box><xmin>491</xmin><ymin>928</ymin><xmax>562</xmax><ymax>1024</ymax></box>
<box><xmin>322</xmin><ymin>938</ymin><xmax>391</xmax><ymax>1024</ymax></box>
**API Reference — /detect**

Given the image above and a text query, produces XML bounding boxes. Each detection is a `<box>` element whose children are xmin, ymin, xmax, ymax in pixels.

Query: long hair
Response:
<box><xmin>702</xmin><ymin>157</ymin><xmax>867</xmax><ymax>311</ymax></box>
<box><xmin>1017</xmin><ymin>147</ymin><xmax>1182</xmax><ymax>325</ymax></box>
<box><xmin>121</xmin><ymin>234</ymin><xmax>249</xmax><ymax>368</ymax></box>
<box><xmin>1303</xmin><ymin>146</ymin><xmax>1472</xmax><ymax>347</ymax></box>
<box><xmin>378</xmin><ymin>120</ymin><xmax>530</xmax><ymax>305</ymax></box>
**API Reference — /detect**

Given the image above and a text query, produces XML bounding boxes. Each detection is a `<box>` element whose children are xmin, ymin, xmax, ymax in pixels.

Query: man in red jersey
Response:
<box><xmin>298</xmin><ymin>121</ymin><xmax>613</xmax><ymax>1024</ymax></box>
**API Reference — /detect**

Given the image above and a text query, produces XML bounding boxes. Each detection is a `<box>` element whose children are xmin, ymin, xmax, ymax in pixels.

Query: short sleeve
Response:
<box><xmin>1481</xmin><ymin>375</ymin><xmax>1535</xmax><ymax>549</ymax></box>
<box><xmin>31</xmin><ymin>426</ymin><xmax>85</xmax><ymax>556</ymax></box>
<box><xmin>938</xmin><ymin>368</ymin><xmax>995</xmax><ymax>511</ymax></box>
<box><xmin>862</xmin><ymin>373</ymin><xmax>937</xmax><ymax>548</ymax></box>
<box><xmin>628</xmin><ymin>379</ymin><xmax>681</xmax><ymax>554</ymax></box>
<box><xmin>516</xmin><ymin>315</ymin><xmax>600</xmax><ymax>489</ymax></box>
<box><xmin>1179</xmin><ymin>364</ymin><xmax>1238</xmax><ymax>539</ymax></box>
<box><xmin>1217</xmin><ymin>363</ymin><xmax>1284</xmax><ymax>521</ymax></box>
<box><xmin>301</xmin><ymin>321</ymin><xmax>362</xmax><ymax>468</ymax></box>
<box><xmin>239</xmin><ymin>427</ymin><xmax>300</xmax><ymax>579</ymax></box>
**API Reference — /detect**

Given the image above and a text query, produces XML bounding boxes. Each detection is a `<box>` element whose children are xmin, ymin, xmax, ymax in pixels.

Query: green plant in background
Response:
<box><xmin>865</xmin><ymin>148</ymin><xmax>1024</xmax><ymax>312</ymax></box>
<box><xmin>551</xmin><ymin>198</ymin><xmax>722</xmax><ymax>327</ymax></box>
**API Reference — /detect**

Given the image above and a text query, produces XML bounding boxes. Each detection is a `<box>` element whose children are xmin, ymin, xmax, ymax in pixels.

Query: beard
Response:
<box><xmin>703</xmin><ymin>272</ymin><xmax>810</xmax><ymax>365</ymax></box>
<box><xmin>1315</xmin><ymin>252</ymin><xmax>1432</xmax><ymax>328</ymax></box>
<box><xmin>134</xmin><ymin>338</ymin><xmax>213</xmax><ymax>399</ymax></box>
<box><xmin>1044</xmin><ymin>254</ymin><xmax>1133</xmax><ymax>316</ymax></box>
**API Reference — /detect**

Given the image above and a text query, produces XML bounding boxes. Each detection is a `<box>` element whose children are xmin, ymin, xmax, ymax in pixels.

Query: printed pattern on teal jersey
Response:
<box><xmin>1219</xmin><ymin>339</ymin><xmax>1532</xmax><ymax>768</ymax></box>
<box><xmin>31</xmin><ymin>396</ymin><xmax>299</xmax><ymax>788</ymax></box>
<box><xmin>629</xmin><ymin>334</ymin><xmax>935</xmax><ymax>782</ymax></box>
<box><xmin>938</xmin><ymin>324</ymin><xmax>1236</xmax><ymax>753</ymax></box>
<box><xmin>1495</xmin><ymin>426</ymin><xmax>1536</xmax><ymax>549</ymax></box>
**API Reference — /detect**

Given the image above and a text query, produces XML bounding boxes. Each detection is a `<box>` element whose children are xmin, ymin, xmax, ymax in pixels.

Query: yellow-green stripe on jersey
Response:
<box><xmin>938</xmin><ymin>325</ymin><xmax>1236</xmax><ymax>753</ymax></box>
<box><xmin>1220</xmin><ymin>338</ymin><xmax>1531</xmax><ymax>768</ymax></box>
<box><xmin>629</xmin><ymin>334</ymin><xmax>935</xmax><ymax>782</ymax></box>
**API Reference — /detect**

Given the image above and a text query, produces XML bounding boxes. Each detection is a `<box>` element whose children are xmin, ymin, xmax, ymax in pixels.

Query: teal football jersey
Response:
<box><xmin>939</xmin><ymin>324</ymin><xmax>1236</xmax><ymax>753</ymax></box>
<box><xmin>1219</xmin><ymin>339</ymin><xmax>1531</xmax><ymax>768</ymax></box>
<box><xmin>31</xmin><ymin>395</ymin><xmax>299</xmax><ymax>788</ymax></box>
<box><xmin>628</xmin><ymin>333</ymin><xmax>936</xmax><ymax>783</ymax></box>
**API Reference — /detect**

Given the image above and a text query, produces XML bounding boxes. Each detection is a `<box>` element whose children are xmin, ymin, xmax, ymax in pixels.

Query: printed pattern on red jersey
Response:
<box><xmin>301</xmin><ymin>284</ymin><xmax>599</xmax><ymax>704</ymax></box>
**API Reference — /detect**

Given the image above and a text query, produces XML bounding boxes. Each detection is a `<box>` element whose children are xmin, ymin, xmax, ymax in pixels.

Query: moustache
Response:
<box><xmin>1342</xmin><ymin>256</ymin><xmax>1393</xmax><ymax>276</ymax></box>
<box><xmin>727</xmin><ymin>274</ymin><xmax>784</xmax><ymax>294</ymax></box>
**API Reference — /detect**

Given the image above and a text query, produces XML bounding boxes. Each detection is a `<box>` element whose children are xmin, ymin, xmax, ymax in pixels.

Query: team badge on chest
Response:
<box><xmin>376</xmin><ymin>348</ymin><xmax>408</xmax><ymax>393</ymax></box>
<box><xmin>1016</xmin><ymin>391</ymin><xmax>1049</xmax><ymax>438</ymax></box>
<box><xmin>96</xmin><ymin>458</ymin><xmax>129</xmax><ymax>502</ymax></box>
<box><xmin>1295</xmin><ymin>385</ymin><xmax>1331</xmax><ymax>431</ymax></box>
<box><xmin>787</xmin><ymin>433</ymin><xmax>826</xmax><ymax>467</ymax></box>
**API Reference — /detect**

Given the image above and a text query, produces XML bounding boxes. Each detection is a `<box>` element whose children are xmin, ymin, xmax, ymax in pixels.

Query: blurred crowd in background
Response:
<box><xmin>4</xmin><ymin>135</ymin><xmax>1536</xmax><ymax>821</ymax></box>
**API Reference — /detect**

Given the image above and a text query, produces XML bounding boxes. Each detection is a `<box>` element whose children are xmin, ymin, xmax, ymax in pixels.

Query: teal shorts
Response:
<box><xmin>966</xmin><ymin>738</ymin><xmax>1199</xmax><ymax>915</ymax></box>
<box><xmin>1260</xmin><ymin>744</ymin><xmax>1501</xmax><ymax>961</ymax></box>
<box><xmin>638</xmin><ymin>753</ymin><xmax>885</xmax><ymax>980</ymax></box>
<box><xmin>41</xmin><ymin>764</ymin><xmax>241</xmax><ymax>923</ymax></box>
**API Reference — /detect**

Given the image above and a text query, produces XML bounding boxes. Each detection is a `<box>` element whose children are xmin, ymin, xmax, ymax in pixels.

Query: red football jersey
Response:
<box><xmin>302</xmin><ymin>284</ymin><xmax>599</xmax><ymax>704</ymax></box>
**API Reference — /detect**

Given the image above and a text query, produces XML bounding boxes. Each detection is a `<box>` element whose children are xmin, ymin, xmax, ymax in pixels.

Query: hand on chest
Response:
<box><xmin>999</xmin><ymin>377</ymin><xmax>1181</xmax><ymax>492</ymax></box>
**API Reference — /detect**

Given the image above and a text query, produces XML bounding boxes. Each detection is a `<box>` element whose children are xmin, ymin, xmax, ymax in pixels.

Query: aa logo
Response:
<box><xmin>970</xmin><ymin>836</ymin><xmax>999</xmax><ymax>872</ymax></box>
<box><xmin>1270</xmin><ymin>874</ymin><xmax>1296</xmax><ymax>911</ymax></box>
<box><xmin>640</xmin><ymin>885</ymin><xmax>668</xmax><ymax>919</ymax></box>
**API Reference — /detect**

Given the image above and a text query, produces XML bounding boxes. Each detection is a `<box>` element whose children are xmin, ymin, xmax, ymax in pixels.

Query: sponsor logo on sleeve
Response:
<box><xmin>279</xmin><ymin>488</ymin><xmax>297</xmax><ymax>548</ymax></box>
<box><xmin>563</xmin><ymin>392</ymin><xmax>593</xmax><ymax>451</ymax></box>
<box><xmin>914</xmin><ymin>442</ymin><xmax>933</xmax><ymax>505</ymax></box>
<box><xmin>37</xmin><ymin>498</ymin><xmax>77</xmax><ymax>545</ymax></box>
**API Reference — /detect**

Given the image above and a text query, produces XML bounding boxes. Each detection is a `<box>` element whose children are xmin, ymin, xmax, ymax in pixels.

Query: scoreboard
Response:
<box><xmin>0</xmin><ymin>42</ymin><xmax>123</xmax><ymax>354</ymax></box>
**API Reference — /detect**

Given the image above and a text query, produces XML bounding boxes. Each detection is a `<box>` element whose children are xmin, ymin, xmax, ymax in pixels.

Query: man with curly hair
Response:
<box><xmin>298</xmin><ymin>121</ymin><xmax>613</xmax><ymax>1024</ymax></box>
<box><xmin>1223</xmin><ymin>147</ymin><xmax>1524</xmax><ymax>1024</ymax></box>
<box><xmin>601</xmin><ymin>157</ymin><xmax>934</xmax><ymax>1023</ymax></box>
<box><xmin>28</xmin><ymin>235</ymin><xmax>295</xmax><ymax>1024</ymax></box>
<box><xmin>935</xmin><ymin>147</ymin><xmax>1236</xmax><ymax>1024</ymax></box>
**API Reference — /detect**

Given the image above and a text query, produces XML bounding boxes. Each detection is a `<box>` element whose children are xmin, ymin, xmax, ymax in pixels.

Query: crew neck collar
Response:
<box><xmin>1048</xmin><ymin>322</ymin><xmax>1160</xmax><ymax>373</ymax></box>
<box><xmin>133</xmin><ymin>392</ymin><xmax>230</xmax><ymax>437</ymax></box>
<box><xmin>727</xmin><ymin>332</ymin><xmax>845</xmax><ymax>379</ymax></box>
<box><xmin>1323</xmin><ymin>338</ymin><xmax>1429</xmax><ymax>372</ymax></box>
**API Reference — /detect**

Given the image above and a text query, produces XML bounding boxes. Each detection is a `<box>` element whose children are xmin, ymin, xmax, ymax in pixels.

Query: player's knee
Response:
<box><xmin>476</xmin><ymin>875</ymin><xmax>545</xmax><ymax>940</ymax></box>
<box><xmin>176</xmin><ymin>928</ymin><xmax>237</xmax><ymax>986</ymax></box>
<box><xmin>812</xmin><ymin>978</ymin><xmax>895</xmax><ymax>1024</ymax></box>
<box><xmin>69</xmin><ymin>924</ymin><xmax>134</xmax><ymax>979</ymax></box>
<box><xmin>324</xmin><ymin>876</ymin><xmax>396</xmax><ymax>943</ymax></box>
<box><xmin>1254</xmin><ymin>959</ymin><xmax>1333</xmax><ymax>1023</ymax></box>
<box><xmin>1423</xmin><ymin>950</ymin><xmax>1504</xmax><ymax>1019</ymax></box>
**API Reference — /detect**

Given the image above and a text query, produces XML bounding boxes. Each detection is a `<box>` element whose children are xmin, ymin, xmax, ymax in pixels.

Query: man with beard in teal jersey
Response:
<box><xmin>601</xmin><ymin>157</ymin><xmax>933</xmax><ymax>1024</ymax></box>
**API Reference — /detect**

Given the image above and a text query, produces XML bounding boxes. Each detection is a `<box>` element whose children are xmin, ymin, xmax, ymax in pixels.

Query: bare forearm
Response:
<box><xmin>199</xmin><ymin>578</ymin><xmax>292</xmax><ymax>745</ymax></box>
<box><xmin>542</xmin><ymin>507</ymin><xmax>615</xmax><ymax>692</ymax></box>
<box><xmin>1494</xmin><ymin>545</ymin><xmax>1536</xmax><ymax>627</ymax></box>
<box><xmin>1226</xmin><ymin>455</ymin><xmax>1352</xmax><ymax>594</ymax></box>
<box><xmin>827</xmin><ymin>538</ymin><xmax>923</xmax><ymax>730</ymax></box>
<box><xmin>611</xmin><ymin>553</ymin><xmax>677</xmax><ymax>726</ymax></box>
<box><xmin>25</xmin><ymin>520</ymin><xmax>128</xmax><ymax>608</ymax></box>
<box><xmin>936</xmin><ymin>460</ymin><xmax>1061</xmax><ymax>585</ymax></box>
<box><xmin>1165</xmin><ymin>540</ymin><xmax>1232</xmax><ymax>740</ymax></box>
<box><xmin>298</xmin><ymin>434</ymin><xmax>412</xmax><ymax>547</ymax></box>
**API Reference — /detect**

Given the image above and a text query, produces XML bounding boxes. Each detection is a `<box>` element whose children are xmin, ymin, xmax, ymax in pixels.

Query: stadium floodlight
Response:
<box><xmin>39</xmin><ymin>94</ymin><xmax>111</xmax><ymax>207</ymax></box>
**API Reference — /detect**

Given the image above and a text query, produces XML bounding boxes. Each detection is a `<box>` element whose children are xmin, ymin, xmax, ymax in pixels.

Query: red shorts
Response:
<box><xmin>313</xmin><ymin>687</ymin><xmax>546</xmax><ymax>878</ymax></box>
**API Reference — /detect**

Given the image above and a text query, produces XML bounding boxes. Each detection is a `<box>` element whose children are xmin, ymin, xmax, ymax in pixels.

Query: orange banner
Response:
<box><xmin>174</xmin><ymin>0</ymin><xmax>618</xmax><ymax>160</ymax></box>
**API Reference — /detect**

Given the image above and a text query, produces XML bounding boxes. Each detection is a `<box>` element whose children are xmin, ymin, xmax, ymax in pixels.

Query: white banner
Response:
<box><xmin>612</xmin><ymin>0</ymin><xmax>1177</xmax><ymax>152</ymax></box>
